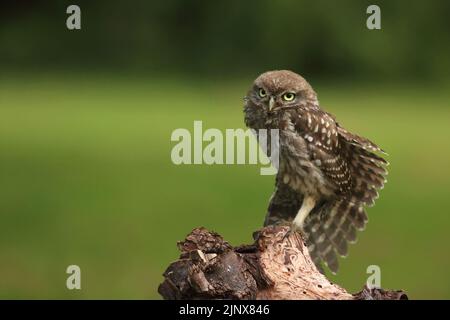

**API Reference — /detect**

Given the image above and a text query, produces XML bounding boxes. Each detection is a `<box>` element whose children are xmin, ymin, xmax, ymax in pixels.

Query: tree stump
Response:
<box><xmin>158</xmin><ymin>226</ymin><xmax>407</xmax><ymax>300</ymax></box>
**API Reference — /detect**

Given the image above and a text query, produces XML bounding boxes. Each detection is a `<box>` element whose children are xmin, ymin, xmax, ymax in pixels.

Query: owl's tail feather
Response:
<box><xmin>303</xmin><ymin>199</ymin><xmax>367</xmax><ymax>274</ymax></box>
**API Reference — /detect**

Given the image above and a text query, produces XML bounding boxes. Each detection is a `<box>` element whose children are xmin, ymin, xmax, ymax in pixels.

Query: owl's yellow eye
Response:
<box><xmin>258</xmin><ymin>88</ymin><xmax>267</xmax><ymax>98</ymax></box>
<box><xmin>282</xmin><ymin>93</ymin><xmax>296</xmax><ymax>101</ymax></box>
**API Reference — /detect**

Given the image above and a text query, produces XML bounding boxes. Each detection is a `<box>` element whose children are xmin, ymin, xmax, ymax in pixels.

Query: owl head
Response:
<box><xmin>246</xmin><ymin>70</ymin><xmax>317</xmax><ymax>115</ymax></box>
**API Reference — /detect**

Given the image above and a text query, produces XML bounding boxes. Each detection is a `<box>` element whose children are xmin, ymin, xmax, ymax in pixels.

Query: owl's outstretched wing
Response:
<box><xmin>336</xmin><ymin>124</ymin><xmax>388</xmax><ymax>206</ymax></box>
<box><xmin>304</xmin><ymin>118</ymin><xmax>388</xmax><ymax>273</ymax></box>
<box><xmin>277</xmin><ymin>107</ymin><xmax>389</xmax><ymax>273</ymax></box>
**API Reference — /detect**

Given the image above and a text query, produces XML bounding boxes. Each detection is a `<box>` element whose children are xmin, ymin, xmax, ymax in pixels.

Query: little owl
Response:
<box><xmin>244</xmin><ymin>70</ymin><xmax>388</xmax><ymax>273</ymax></box>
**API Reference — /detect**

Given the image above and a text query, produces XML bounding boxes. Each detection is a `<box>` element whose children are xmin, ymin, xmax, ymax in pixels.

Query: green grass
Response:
<box><xmin>0</xmin><ymin>75</ymin><xmax>449</xmax><ymax>299</ymax></box>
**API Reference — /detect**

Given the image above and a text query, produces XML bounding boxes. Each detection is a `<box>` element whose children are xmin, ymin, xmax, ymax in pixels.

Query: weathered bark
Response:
<box><xmin>158</xmin><ymin>226</ymin><xmax>407</xmax><ymax>300</ymax></box>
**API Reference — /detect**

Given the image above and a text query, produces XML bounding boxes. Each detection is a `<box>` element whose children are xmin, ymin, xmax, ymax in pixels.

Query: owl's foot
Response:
<box><xmin>282</xmin><ymin>222</ymin><xmax>303</xmax><ymax>240</ymax></box>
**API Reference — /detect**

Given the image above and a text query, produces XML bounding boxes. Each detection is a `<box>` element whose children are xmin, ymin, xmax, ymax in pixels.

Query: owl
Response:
<box><xmin>244</xmin><ymin>70</ymin><xmax>388</xmax><ymax>273</ymax></box>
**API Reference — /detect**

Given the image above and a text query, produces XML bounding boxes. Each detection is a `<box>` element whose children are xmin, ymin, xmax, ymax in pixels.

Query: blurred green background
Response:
<box><xmin>0</xmin><ymin>0</ymin><xmax>449</xmax><ymax>299</ymax></box>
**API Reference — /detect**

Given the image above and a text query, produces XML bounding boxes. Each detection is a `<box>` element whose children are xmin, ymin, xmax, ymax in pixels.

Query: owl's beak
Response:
<box><xmin>269</xmin><ymin>96</ymin><xmax>275</xmax><ymax>111</ymax></box>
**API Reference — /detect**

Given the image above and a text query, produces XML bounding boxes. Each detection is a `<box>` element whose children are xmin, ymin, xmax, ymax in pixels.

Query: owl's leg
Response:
<box><xmin>283</xmin><ymin>196</ymin><xmax>316</xmax><ymax>239</ymax></box>
<box><xmin>293</xmin><ymin>196</ymin><xmax>316</xmax><ymax>230</ymax></box>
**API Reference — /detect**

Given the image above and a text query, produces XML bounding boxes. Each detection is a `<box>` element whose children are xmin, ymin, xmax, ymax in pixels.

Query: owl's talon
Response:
<box><xmin>282</xmin><ymin>223</ymin><xmax>302</xmax><ymax>240</ymax></box>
